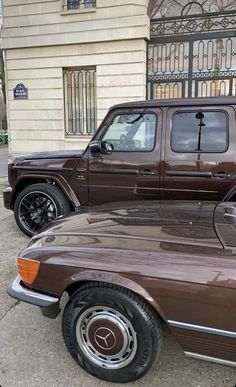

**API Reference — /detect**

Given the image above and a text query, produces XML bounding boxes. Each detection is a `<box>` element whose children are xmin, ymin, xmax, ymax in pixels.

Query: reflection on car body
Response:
<box><xmin>4</xmin><ymin>97</ymin><xmax>236</xmax><ymax>237</ymax></box>
<box><xmin>7</xmin><ymin>200</ymin><xmax>236</xmax><ymax>383</ymax></box>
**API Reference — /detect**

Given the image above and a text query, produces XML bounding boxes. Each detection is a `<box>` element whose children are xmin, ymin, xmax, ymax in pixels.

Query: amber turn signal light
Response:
<box><xmin>17</xmin><ymin>258</ymin><xmax>40</xmax><ymax>285</ymax></box>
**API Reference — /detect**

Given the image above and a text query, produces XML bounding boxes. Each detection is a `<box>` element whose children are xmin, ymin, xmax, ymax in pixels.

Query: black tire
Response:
<box><xmin>62</xmin><ymin>282</ymin><xmax>162</xmax><ymax>383</ymax></box>
<box><xmin>14</xmin><ymin>182</ymin><xmax>71</xmax><ymax>236</ymax></box>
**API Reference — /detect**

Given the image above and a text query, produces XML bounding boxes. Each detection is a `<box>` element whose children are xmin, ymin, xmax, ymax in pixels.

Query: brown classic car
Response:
<box><xmin>4</xmin><ymin>97</ymin><xmax>236</xmax><ymax>236</ymax></box>
<box><xmin>7</xmin><ymin>200</ymin><xmax>236</xmax><ymax>383</ymax></box>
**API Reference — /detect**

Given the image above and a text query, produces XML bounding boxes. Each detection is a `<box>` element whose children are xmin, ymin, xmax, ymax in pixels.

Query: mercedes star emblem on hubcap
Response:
<box><xmin>94</xmin><ymin>327</ymin><xmax>116</xmax><ymax>350</ymax></box>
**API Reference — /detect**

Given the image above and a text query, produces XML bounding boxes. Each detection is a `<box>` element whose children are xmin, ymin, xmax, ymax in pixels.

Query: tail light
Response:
<box><xmin>17</xmin><ymin>258</ymin><xmax>40</xmax><ymax>285</ymax></box>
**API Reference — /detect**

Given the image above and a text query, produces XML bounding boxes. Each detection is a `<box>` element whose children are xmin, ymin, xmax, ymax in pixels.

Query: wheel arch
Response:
<box><xmin>11</xmin><ymin>174</ymin><xmax>79</xmax><ymax>209</ymax></box>
<box><xmin>63</xmin><ymin>271</ymin><xmax>167</xmax><ymax>324</ymax></box>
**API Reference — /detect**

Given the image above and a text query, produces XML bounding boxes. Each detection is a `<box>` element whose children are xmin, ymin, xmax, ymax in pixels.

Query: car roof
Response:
<box><xmin>110</xmin><ymin>97</ymin><xmax>236</xmax><ymax>111</ymax></box>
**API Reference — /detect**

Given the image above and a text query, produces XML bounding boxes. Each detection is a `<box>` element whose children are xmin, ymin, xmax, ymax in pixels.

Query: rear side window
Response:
<box><xmin>171</xmin><ymin>111</ymin><xmax>228</xmax><ymax>153</ymax></box>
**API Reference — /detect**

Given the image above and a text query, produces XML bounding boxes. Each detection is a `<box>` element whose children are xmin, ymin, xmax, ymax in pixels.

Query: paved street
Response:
<box><xmin>0</xmin><ymin>193</ymin><xmax>236</xmax><ymax>387</ymax></box>
<box><xmin>0</xmin><ymin>145</ymin><xmax>8</xmax><ymax>178</ymax></box>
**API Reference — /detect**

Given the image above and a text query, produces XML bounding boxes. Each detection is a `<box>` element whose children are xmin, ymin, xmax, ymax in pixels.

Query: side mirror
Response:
<box><xmin>89</xmin><ymin>140</ymin><xmax>101</xmax><ymax>154</ymax></box>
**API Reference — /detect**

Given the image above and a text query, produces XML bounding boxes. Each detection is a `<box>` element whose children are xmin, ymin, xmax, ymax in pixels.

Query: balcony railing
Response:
<box><xmin>63</xmin><ymin>0</ymin><xmax>96</xmax><ymax>11</ymax></box>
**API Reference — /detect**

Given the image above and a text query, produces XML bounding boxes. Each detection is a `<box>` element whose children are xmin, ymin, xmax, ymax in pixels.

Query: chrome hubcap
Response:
<box><xmin>76</xmin><ymin>306</ymin><xmax>137</xmax><ymax>369</ymax></box>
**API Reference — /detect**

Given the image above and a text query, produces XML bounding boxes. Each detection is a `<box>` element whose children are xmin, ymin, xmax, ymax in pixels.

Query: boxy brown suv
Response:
<box><xmin>4</xmin><ymin>97</ymin><xmax>236</xmax><ymax>236</ymax></box>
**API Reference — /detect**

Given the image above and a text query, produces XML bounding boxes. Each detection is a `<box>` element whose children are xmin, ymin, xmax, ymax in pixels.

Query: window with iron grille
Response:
<box><xmin>64</xmin><ymin>68</ymin><xmax>97</xmax><ymax>136</ymax></box>
<box><xmin>63</xmin><ymin>0</ymin><xmax>96</xmax><ymax>11</ymax></box>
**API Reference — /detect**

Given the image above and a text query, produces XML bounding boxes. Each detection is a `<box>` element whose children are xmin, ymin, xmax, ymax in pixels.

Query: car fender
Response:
<box><xmin>13</xmin><ymin>173</ymin><xmax>80</xmax><ymax>208</ymax></box>
<box><xmin>63</xmin><ymin>269</ymin><xmax>168</xmax><ymax>323</ymax></box>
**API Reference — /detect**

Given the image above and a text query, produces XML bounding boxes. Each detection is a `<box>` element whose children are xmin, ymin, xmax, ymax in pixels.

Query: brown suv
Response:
<box><xmin>7</xmin><ymin>200</ymin><xmax>236</xmax><ymax>383</ymax></box>
<box><xmin>4</xmin><ymin>97</ymin><xmax>236</xmax><ymax>235</ymax></box>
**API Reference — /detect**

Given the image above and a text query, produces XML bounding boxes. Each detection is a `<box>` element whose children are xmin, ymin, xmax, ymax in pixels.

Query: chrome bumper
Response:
<box><xmin>7</xmin><ymin>276</ymin><xmax>60</xmax><ymax>319</ymax></box>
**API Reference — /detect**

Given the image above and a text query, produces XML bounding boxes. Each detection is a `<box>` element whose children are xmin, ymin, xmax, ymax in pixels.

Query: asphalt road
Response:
<box><xmin>0</xmin><ymin>145</ymin><xmax>8</xmax><ymax>178</ymax></box>
<box><xmin>0</xmin><ymin>193</ymin><xmax>236</xmax><ymax>387</ymax></box>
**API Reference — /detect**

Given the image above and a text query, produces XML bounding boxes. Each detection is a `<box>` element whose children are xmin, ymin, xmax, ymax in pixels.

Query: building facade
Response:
<box><xmin>2</xmin><ymin>0</ymin><xmax>236</xmax><ymax>158</ymax></box>
<box><xmin>2</xmin><ymin>0</ymin><xmax>154</xmax><ymax>157</ymax></box>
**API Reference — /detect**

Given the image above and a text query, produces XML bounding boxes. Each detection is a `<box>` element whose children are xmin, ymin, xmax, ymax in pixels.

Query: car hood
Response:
<box><xmin>14</xmin><ymin>150</ymin><xmax>84</xmax><ymax>163</ymax></box>
<box><xmin>32</xmin><ymin>200</ymin><xmax>219</xmax><ymax>247</ymax></box>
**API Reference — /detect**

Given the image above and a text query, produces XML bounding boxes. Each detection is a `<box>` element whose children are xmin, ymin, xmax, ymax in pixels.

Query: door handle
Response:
<box><xmin>213</xmin><ymin>172</ymin><xmax>231</xmax><ymax>179</ymax></box>
<box><xmin>141</xmin><ymin>169</ymin><xmax>155</xmax><ymax>176</ymax></box>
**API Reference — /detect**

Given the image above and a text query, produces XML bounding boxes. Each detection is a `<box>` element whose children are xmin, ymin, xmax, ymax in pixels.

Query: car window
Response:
<box><xmin>101</xmin><ymin>113</ymin><xmax>156</xmax><ymax>151</ymax></box>
<box><xmin>171</xmin><ymin>111</ymin><xmax>228</xmax><ymax>153</ymax></box>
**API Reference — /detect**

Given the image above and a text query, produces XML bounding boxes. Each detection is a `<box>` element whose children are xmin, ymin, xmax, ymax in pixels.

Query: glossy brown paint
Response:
<box><xmin>8</xmin><ymin>153</ymin><xmax>81</xmax><ymax>208</ymax></box>
<box><xmin>17</xmin><ymin>200</ymin><xmax>236</xmax><ymax>363</ymax></box>
<box><xmin>171</xmin><ymin>328</ymin><xmax>236</xmax><ymax>362</ymax></box>
<box><xmin>164</xmin><ymin>105</ymin><xmax>236</xmax><ymax>201</ymax></box>
<box><xmin>5</xmin><ymin>97</ymin><xmax>236</xmax><ymax>212</ymax></box>
<box><xmin>86</xmin><ymin>108</ymin><xmax>162</xmax><ymax>204</ymax></box>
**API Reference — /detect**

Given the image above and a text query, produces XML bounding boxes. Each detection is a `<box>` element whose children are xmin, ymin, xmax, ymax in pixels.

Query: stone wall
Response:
<box><xmin>2</xmin><ymin>0</ymin><xmax>150</xmax><ymax>157</ymax></box>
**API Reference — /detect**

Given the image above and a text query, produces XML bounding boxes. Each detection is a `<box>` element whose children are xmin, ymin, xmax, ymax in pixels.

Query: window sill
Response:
<box><xmin>61</xmin><ymin>8</ymin><xmax>96</xmax><ymax>15</ymax></box>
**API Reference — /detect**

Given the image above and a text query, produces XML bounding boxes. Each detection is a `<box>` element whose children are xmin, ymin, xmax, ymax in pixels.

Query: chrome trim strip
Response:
<box><xmin>3</xmin><ymin>186</ymin><xmax>12</xmax><ymax>192</ymax></box>
<box><xmin>185</xmin><ymin>352</ymin><xmax>236</xmax><ymax>368</ymax></box>
<box><xmin>162</xmin><ymin>188</ymin><xmax>217</xmax><ymax>193</ymax></box>
<box><xmin>168</xmin><ymin>320</ymin><xmax>236</xmax><ymax>339</ymax></box>
<box><xmin>7</xmin><ymin>275</ymin><xmax>59</xmax><ymax>307</ymax></box>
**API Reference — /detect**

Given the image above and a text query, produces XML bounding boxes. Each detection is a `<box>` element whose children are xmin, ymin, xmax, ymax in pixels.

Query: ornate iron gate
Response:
<box><xmin>148</xmin><ymin>11</ymin><xmax>236</xmax><ymax>99</ymax></box>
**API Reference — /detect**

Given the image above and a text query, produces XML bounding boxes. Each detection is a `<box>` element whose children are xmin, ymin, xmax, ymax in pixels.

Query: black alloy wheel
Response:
<box><xmin>14</xmin><ymin>183</ymin><xmax>71</xmax><ymax>236</ymax></box>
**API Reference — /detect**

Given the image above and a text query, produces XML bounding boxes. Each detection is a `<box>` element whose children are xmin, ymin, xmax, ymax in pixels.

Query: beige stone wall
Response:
<box><xmin>2</xmin><ymin>0</ymin><xmax>150</xmax><ymax>49</ymax></box>
<box><xmin>2</xmin><ymin>0</ymin><xmax>151</xmax><ymax>158</ymax></box>
<box><xmin>6</xmin><ymin>39</ymin><xmax>147</xmax><ymax>157</ymax></box>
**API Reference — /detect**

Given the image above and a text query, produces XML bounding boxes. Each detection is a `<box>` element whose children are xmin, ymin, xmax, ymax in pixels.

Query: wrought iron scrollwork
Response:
<box><xmin>148</xmin><ymin>9</ymin><xmax>236</xmax><ymax>99</ymax></box>
<box><xmin>151</xmin><ymin>11</ymin><xmax>236</xmax><ymax>37</ymax></box>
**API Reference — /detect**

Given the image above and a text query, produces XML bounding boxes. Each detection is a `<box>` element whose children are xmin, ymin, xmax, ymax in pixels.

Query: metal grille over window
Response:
<box><xmin>64</xmin><ymin>68</ymin><xmax>96</xmax><ymax>136</ymax></box>
<box><xmin>64</xmin><ymin>0</ymin><xmax>96</xmax><ymax>10</ymax></box>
